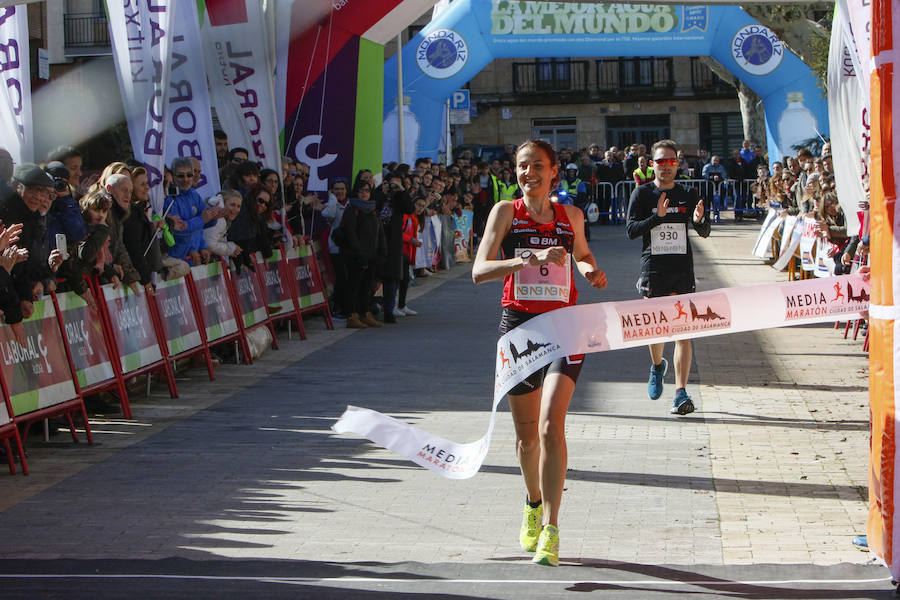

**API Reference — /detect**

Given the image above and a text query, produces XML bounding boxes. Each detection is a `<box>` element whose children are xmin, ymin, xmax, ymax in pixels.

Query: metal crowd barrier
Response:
<box><xmin>608</xmin><ymin>178</ymin><xmax>760</xmax><ymax>225</ymax></box>
<box><xmin>591</xmin><ymin>182</ymin><xmax>616</xmax><ymax>224</ymax></box>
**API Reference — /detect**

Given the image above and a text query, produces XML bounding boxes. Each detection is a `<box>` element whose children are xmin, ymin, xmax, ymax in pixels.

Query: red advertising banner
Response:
<box><xmin>55</xmin><ymin>291</ymin><xmax>115</xmax><ymax>389</ymax></box>
<box><xmin>261</xmin><ymin>248</ymin><xmax>294</xmax><ymax>316</ymax></box>
<box><xmin>102</xmin><ymin>284</ymin><xmax>163</xmax><ymax>374</ymax></box>
<box><xmin>311</xmin><ymin>239</ymin><xmax>335</xmax><ymax>296</ymax></box>
<box><xmin>232</xmin><ymin>266</ymin><xmax>268</xmax><ymax>328</ymax></box>
<box><xmin>154</xmin><ymin>277</ymin><xmax>202</xmax><ymax>356</ymax></box>
<box><xmin>0</xmin><ymin>299</ymin><xmax>77</xmax><ymax>417</ymax></box>
<box><xmin>191</xmin><ymin>261</ymin><xmax>239</xmax><ymax>343</ymax></box>
<box><xmin>285</xmin><ymin>244</ymin><xmax>327</xmax><ymax>309</ymax></box>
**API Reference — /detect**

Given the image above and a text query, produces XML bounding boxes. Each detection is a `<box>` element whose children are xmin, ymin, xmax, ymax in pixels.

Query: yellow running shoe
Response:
<box><xmin>519</xmin><ymin>502</ymin><xmax>543</xmax><ymax>552</ymax></box>
<box><xmin>532</xmin><ymin>524</ymin><xmax>559</xmax><ymax>566</ymax></box>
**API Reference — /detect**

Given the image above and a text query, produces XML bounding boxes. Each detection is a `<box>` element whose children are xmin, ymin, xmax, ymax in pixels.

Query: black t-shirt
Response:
<box><xmin>625</xmin><ymin>182</ymin><xmax>711</xmax><ymax>277</ymax></box>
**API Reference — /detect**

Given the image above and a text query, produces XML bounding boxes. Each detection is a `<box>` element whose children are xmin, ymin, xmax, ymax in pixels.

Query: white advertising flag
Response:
<box><xmin>201</xmin><ymin>0</ymin><xmax>281</xmax><ymax>172</ymax></box>
<box><xmin>106</xmin><ymin>0</ymin><xmax>176</xmax><ymax>213</ymax></box>
<box><xmin>0</xmin><ymin>6</ymin><xmax>33</xmax><ymax>164</ymax></box>
<box><xmin>827</xmin><ymin>5</ymin><xmax>866</xmax><ymax>237</ymax></box>
<box><xmin>164</xmin><ymin>0</ymin><xmax>220</xmax><ymax>200</ymax></box>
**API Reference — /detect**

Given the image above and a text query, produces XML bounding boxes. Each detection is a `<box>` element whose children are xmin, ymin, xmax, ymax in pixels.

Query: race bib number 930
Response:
<box><xmin>651</xmin><ymin>222</ymin><xmax>687</xmax><ymax>255</ymax></box>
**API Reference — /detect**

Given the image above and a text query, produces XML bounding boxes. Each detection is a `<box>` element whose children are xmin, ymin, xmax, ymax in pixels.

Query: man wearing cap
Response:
<box><xmin>45</xmin><ymin>161</ymin><xmax>86</xmax><ymax>249</ymax></box>
<box><xmin>0</xmin><ymin>164</ymin><xmax>56</xmax><ymax>324</ymax></box>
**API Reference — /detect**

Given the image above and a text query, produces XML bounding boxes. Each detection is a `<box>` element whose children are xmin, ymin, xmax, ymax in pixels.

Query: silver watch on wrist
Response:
<box><xmin>519</xmin><ymin>249</ymin><xmax>533</xmax><ymax>267</ymax></box>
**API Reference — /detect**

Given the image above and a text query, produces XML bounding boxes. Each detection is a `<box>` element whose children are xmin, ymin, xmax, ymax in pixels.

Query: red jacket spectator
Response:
<box><xmin>402</xmin><ymin>212</ymin><xmax>419</xmax><ymax>264</ymax></box>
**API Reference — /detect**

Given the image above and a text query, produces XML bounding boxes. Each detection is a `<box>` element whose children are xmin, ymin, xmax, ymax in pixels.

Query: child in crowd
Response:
<box><xmin>77</xmin><ymin>191</ymin><xmax>122</xmax><ymax>288</ymax></box>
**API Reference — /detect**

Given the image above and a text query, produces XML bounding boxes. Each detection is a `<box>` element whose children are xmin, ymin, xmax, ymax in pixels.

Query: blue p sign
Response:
<box><xmin>451</xmin><ymin>90</ymin><xmax>470</xmax><ymax>111</ymax></box>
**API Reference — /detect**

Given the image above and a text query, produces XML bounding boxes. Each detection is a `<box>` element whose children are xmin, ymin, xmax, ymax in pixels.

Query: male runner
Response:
<box><xmin>626</xmin><ymin>139</ymin><xmax>710</xmax><ymax>415</ymax></box>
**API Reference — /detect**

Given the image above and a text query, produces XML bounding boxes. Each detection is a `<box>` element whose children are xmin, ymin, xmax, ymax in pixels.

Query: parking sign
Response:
<box><xmin>450</xmin><ymin>90</ymin><xmax>470</xmax><ymax>124</ymax></box>
<box><xmin>451</xmin><ymin>90</ymin><xmax>470</xmax><ymax>111</ymax></box>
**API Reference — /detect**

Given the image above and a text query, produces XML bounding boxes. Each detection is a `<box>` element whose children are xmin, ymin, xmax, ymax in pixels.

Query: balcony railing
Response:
<box><xmin>595</xmin><ymin>57</ymin><xmax>674</xmax><ymax>98</ymax></box>
<box><xmin>64</xmin><ymin>13</ymin><xmax>110</xmax><ymax>49</ymax></box>
<box><xmin>690</xmin><ymin>57</ymin><xmax>735</xmax><ymax>98</ymax></box>
<box><xmin>512</xmin><ymin>60</ymin><xmax>590</xmax><ymax>95</ymax></box>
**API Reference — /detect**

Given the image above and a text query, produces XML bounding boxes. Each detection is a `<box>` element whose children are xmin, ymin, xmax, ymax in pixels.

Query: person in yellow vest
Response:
<box><xmin>632</xmin><ymin>155</ymin><xmax>654</xmax><ymax>185</ymax></box>
<box><xmin>497</xmin><ymin>169</ymin><xmax>520</xmax><ymax>201</ymax></box>
<box><xmin>556</xmin><ymin>163</ymin><xmax>587</xmax><ymax>206</ymax></box>
<box><xmin>558</xmin><ymin>163</ymin><xmax>590</xmax><ymax>240</ymax></box>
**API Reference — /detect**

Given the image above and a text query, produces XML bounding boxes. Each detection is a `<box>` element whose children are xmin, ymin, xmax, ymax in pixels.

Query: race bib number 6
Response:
<box><xmin>514</xmin><ymin>249</ymin><xmax>571</xmax><ymax>302</ymax></box>
<box><xmin>651</xmin><ymin>222</ymin><xmax>687</xmax><ymax>255</ymax></box>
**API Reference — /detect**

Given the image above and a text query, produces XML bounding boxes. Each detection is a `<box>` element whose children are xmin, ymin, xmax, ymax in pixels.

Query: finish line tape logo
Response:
<box><xmin>732</xmin><ymin>24</ymin><xmax>784</xmax><ymax>76</ymax></box>
<box><xmin>417</xmin><ymin>28</ymin><xmax>468</xmax><ymax>79</ymax></box>
<box><xmin>333</xmin><ymin>274</ymin><xmax>869</xmax><ymax>480</ymax></box>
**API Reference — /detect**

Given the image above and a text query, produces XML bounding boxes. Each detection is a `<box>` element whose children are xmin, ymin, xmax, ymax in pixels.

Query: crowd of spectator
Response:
<box><xmin>0</xmin><ymin>131</ymin><xmax>867</xmax><ymax>344</ymax></box>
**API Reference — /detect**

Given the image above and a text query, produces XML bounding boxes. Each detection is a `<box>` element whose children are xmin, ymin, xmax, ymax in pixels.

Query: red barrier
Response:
<box><xmin>190</xmin><ymin>259</ymin><xmax>251</xmax><ymax>363</ymax></box>
<box><xmin>230</xmin><ymin>262</ymin><xmax>277</xmax><ymax>351</ymax></box>
<box><xmin>94</xmin><ymin>279</ymin><xmax>178</xmax><ymax>398</ymax></box>
<box><xmin>153</xmin><ymin>275</ymin><xmax>215</xmax><ymax>380</ymax></box>
<box><xmin>0</xmin><ymin>379</ymin><xmax>25</xmax><ymax>475</ymax></box>
<box><xmin>51</xmin><ymin>289</ymin><xmax>131</xmax><ymax>418</ymax></box>
<box><xmin>284</xmin><ymin>243</ymin><xmax>333</xmax><ymax>329</ymax></box>
<box><xmin>0</xmin><ymin>297</ymin><xmax>93</xmax><ymax>472</ymax></box>
<box><xmin>311</xmin><ymin>239</ymin><xmax>335</xmax><ymax>298</ymax></box>
<box><xmin>258</xmin><ymin>247</ymin><xmax>305</xmax><ymax>339</ymax></box>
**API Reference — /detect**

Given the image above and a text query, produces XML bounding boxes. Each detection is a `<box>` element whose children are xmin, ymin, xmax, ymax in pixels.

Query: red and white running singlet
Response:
<box><xmin>501</xmin><ymin>199</ymin><xmax>577</xmax><ymax>313</ymax></box>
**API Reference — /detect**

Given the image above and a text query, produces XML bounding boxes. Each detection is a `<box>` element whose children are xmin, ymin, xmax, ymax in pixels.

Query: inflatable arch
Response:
<box><xmin>384</xmin><ymin>1</ymin><xmax>828</xmax><ymax>163</ymax></box>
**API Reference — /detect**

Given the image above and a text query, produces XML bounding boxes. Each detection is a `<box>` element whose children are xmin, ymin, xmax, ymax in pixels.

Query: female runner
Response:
<box><xmin>472</xmin><ymin>140</ymin><xmax>607</xmax><ymax>566</ymax></box>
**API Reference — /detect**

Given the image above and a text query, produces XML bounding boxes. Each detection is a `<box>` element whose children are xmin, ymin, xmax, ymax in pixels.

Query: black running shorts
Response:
<box><xmin>498</xmin><ymin>307</ymin><xmax>584</xmax><ymax>396</ymax></box>
<box><xmin>636</xmin><ymin>270</ymin><xmax>695</xmax><ymax>298</ymax></box>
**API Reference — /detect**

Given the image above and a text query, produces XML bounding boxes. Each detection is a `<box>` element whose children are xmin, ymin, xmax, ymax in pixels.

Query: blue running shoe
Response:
<box><xmin>670</xmin><ymin>388</ymin><xmax>695</xmax><ymax>415</ymax></box>
<box><xmin>648</xmin><ymin>358</ymin><xmax>667</xmax><ymax>400</ymax></box>
<box><xmin>852</xmin><ymin>535</ymin><xmax>868</xmax><ymax>551</ymax></box>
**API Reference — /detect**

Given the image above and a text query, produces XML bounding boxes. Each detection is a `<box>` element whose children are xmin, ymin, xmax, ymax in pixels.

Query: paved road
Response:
<box><xmin>0</xmin><ymin>220</ymin><xmax>890</xmax><ymax>599</ymax></box>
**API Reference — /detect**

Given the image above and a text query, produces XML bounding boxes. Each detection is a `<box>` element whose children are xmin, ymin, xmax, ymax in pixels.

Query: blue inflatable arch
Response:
<box><xmin>385</xmin><ymin>0</ymin><xmax>827</xmax><ymax>163</ymax></box>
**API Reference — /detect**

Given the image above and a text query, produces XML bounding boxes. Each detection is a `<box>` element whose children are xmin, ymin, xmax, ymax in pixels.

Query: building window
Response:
<box><xmin>699</xmin><ymin>113</ymin><xmax>743</xmax><ymax>158</ymax></box>
<box><xmin>532</xmin><ymin>118</ymin><xmax>577</xmax><ymax>151</ymax></box>
<box><xmin>535</xmin><ymin>58</ymin><xmax>571</xmax><ymax>91</ymax></box>
<box><xmin>605</xmin><ymin>115</ymin><xmax>670</xmax><ymax>151</ymax></box>
<box><xmin>619</xmin><ymin>58</ymin><xmax>654</xmax><ymax>87</ymax></box>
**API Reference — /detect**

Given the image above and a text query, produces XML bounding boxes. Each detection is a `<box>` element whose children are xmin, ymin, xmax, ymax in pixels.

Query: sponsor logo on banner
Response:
<box><xmin>192</xmin><ymin>263</ymin><xmax>238</xmax><ymax>341</ymax></box>
<box><xmin>490</xmin><ymin>3</ymin><xmax>679</xmax><ymax>35</ymax></box>
<box><xmin>202</xmin><ymin>0</ymin><xmax>280</xmax><ymax>171</ymax></box>
<box><xmin>109</xmin><ymin>297</ymin><xmax>151</xmax><ymax>344</ymax></box>
<box><xmin>416</xmin><ymin>437</ymin><xmax>488</xmax><ymax>476</ymax></box>
<box><xmin>165</xmin><ymin>0</ymin><xmax>220</xmax><ymax>199</ymax></box>
<box><xmin>295</xmin><ymin>135</ymin><xmax>337</xmax><ymax>192</ymax></box>
<box><xmin>731</xmin><ymin>24</ymin><xmax>784</xmax><ymax>75</ymax></box>
<box><xmin>618</xmin><ymin>292</ymin><xmax>732</xmax><ymax>340</ymax></box>
<box><xmin>782</xmin><ymin>278</ymin><xmax>869</xmax><ymax>320</ymax></box>
<box><xmin>106</xmin><ymin>0</ymin><xmax>175</xmax><ymax>213</ymax></box>
<box><xmin>681</xmin><ymin>6</ymin><xmax>708</xmax><ymax>32</ymax></box>
<box><xmin>0</xmin><ymin>6</ymin><xmax>33</xmax><ymax>164</ymax></box>
<box><xmin>156</xmin><ymin>280</ymin><xmax>201</xmax><ymax>355</ymax></box>
<box><xmin>0</xmin><ymin>301</ymin><xmax>76</xmax><ymax>415</ymax></box>
<box><xmin>495</xmin><ymin>334</ymin><xmax>561</xmax><ymax>389</ymax></box>
<box><xmin>234</xmin><ymin>267</ymin><xmax>266</xmax><ymax>327</ymax></box>
<box><xmin>58</xmin><ymin>293</ymin><xmax>114</xmax><ymax>387</ymax></box>
<box><xmin>416</xmin><ymin>28</ymin><xmax>468</xmax><ymax>79</ymax></box>
<box><xmin>335</xmin><ymin>275</ymin><xmax>869</xmax><ymax>480</ymax></box>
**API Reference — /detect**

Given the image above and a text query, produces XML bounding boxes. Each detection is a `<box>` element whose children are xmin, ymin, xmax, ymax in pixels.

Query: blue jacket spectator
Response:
<box><xmin>44</xmin><ymin>162</ymin><xmax>86</xmax><ymax>246</ymax></box>
<box><xmin>701</xmin><ymin>156</ymin><xmax>728</xmax><ymax>181</ymax></box>
<box><xmin>163</xmin><ymin>157</ymin><xmax>221</xmax><ymax>261</ymax></box>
